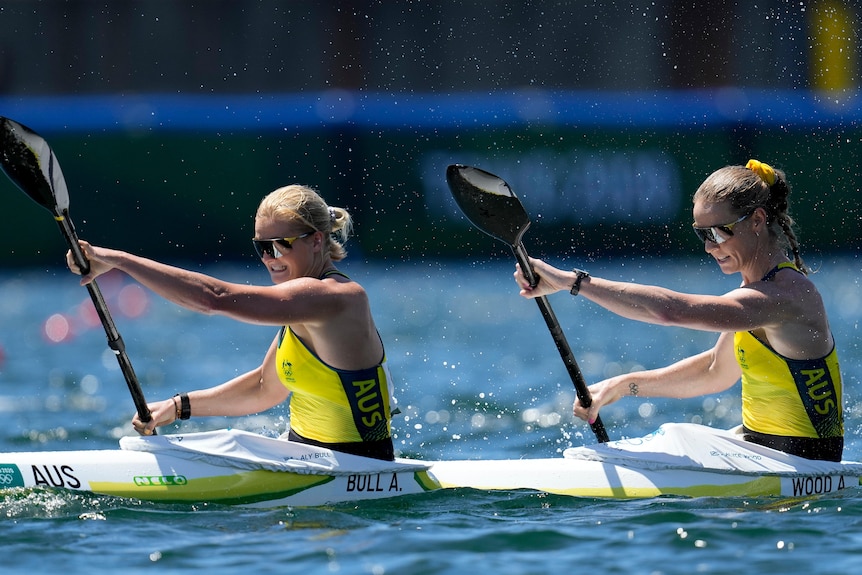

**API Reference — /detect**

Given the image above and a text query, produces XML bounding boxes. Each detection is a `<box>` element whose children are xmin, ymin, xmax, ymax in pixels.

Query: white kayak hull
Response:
<box><xmin>2</xmin><ymin>424</ymin><xmax>859</xmax><ymax>507</ymax></box>
<box><xmin>430</xmin><ymin>458</ymin><xmax>858</xmax><ymax>500</ymax></box>
<box><xmin>1</xmin><ymin>449</ymin><xmax>434</xmax><ymax>507</ymax></box>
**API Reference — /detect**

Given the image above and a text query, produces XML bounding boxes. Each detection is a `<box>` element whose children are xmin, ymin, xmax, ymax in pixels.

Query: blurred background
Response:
<box><xmin>0</xmin><ymin>0</ymin><xmax>858</xmax><ymax>265</ymax></box>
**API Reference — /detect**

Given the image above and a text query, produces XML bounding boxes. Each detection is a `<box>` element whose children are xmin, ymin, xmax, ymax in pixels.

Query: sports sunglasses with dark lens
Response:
<box><xmin>692</xmin><ymin>211</ymin><xmax>753</xmax><ymax>245</ymax></box>
<box><xmin>252</xmin><ymin>232</ymin><xmax>314</xmax><ymax>259</ymax></box>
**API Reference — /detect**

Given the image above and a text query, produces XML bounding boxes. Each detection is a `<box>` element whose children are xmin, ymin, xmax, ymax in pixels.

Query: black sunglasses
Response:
<box><xmin>252</xmin><ymin>232</ymin><xmax>313</xmax><ymax>259</ymax></box>
<box><xmin>692</xmin><ymin>211</ymin><xmax>753</xmax><ymax>245</ymax></box>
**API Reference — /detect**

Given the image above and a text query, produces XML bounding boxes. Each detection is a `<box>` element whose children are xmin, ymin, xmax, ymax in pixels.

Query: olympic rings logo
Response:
<box><xmin>0</xmin><ymin>472</ymin><xmax>24</xmax><ymax>487</ymax></box>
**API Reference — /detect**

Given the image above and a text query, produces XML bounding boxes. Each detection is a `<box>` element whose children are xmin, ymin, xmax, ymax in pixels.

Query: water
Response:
<box><xmin>2</xmin><ymin>255</ymin><xmax>862</xmax><ymax>574</ymax></box>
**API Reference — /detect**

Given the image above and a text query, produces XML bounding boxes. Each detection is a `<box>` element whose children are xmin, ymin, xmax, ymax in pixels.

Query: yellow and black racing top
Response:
<box><xmin>274</xmin><ymin>270</ymin><xmax>395</xmax><ymax>460</ymax></box>
<box><xmin>734</xmin><ymin>262</ymin><xmax>843</xmax><ymax>460</ymax></box>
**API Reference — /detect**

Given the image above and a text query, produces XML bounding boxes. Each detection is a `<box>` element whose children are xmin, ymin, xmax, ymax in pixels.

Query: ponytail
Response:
<box><xmin>746</xmin><ymin>160</ymin><xmax>808</xmax><ymax>274</ymax></box>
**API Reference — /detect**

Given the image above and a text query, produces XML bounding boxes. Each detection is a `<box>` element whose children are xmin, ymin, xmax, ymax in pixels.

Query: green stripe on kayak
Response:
<box><xmin>90</xmin><ymin>469</ymin><xmax>335</xmax><ymax>505</ymax></box>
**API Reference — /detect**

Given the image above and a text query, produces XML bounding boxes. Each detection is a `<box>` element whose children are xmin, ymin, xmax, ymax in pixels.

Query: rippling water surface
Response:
<box><xmin>1</xmin><ymin>256</ymin><xmax>862</xmax><ymax>574</ymax></box>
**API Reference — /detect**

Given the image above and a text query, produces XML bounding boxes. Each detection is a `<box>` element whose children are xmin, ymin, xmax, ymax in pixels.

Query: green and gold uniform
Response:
<box><xmin>275</xmin><ymin>272</ymin><xmax>395</xmax><ymax>461</ymax></box>
<box><xmin>735</xmin><ymin>263</ymin><xmax>844</xmax><ymax>461</ymax></box>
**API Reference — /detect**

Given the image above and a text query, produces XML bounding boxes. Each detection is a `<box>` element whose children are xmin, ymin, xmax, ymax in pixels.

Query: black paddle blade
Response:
<box><xmin>0</xmin><ymin>116</ymin><xmax>69</xmax><ymax>214</ymax></box>
<box><xmin>446</xmin><ymin>164</ymin><xmax>530</xmax><ymax>247</ymax></box>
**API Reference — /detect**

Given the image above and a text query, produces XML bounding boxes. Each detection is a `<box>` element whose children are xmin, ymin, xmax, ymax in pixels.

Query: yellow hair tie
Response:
<box><xmin>746</xmin><ymin>159</ymin><xmax>776</xmax><ymax>186</ymax></box>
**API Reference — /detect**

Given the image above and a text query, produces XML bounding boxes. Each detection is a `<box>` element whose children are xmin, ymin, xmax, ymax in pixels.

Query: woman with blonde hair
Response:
<box><xmin>69</xmin><ymin>184</ymin><xmax>397</xmax><ymax>460</ymax></box>
<box><xmin>515</xmin><ymin>161</ymin><xmax>843</xmax><ymax>461</ymax></box>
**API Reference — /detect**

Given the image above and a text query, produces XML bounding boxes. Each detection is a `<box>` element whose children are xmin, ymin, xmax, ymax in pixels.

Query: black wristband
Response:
<box><xmin>176</xmin><ymin>393</ymin><xmax>191</xmax><ymax>420</ymax></box>
<box><xmin>570</xmin><ymin>269</ymin><xmax>590</xmax><ymax>296</ymax></box>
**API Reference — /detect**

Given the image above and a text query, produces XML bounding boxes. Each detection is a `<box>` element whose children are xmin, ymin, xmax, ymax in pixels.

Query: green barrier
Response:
<box><xmin>352</xmin><ymin>125</ymin><xmax>860</xmax><ymax>260</ymax></box>
<box><xmin>1</xmin><ymin>131</ymin><xmax>340</xmax><ymax>266</ymax></box>
<box><xmin>2</xmin><ymin>125</ymin><xmax>859</xmax><ymax>266</ymax></box>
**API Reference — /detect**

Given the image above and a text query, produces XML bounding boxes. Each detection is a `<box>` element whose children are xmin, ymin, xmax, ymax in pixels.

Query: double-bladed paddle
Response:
<box><xmin>446</xmin><ymin>164</ymin><xmax>610</xmax><ymax>443</ymax></box>
<box><xmin>0</xmin><ymin>116</ymin><xmax>154</xmax><ymax>430</ymax></box>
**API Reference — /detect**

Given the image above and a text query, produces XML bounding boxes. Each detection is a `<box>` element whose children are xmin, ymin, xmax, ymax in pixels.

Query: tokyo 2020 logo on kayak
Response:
<box><xmin>0</xmin><ymin>464</ymin><xmax>24</xmax><ymax>487</ymax></box>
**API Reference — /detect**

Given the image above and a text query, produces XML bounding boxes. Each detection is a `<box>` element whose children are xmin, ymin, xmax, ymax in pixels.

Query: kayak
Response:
<box><xmin>2</xmin><ymin>423</ymin><xmax>860</xmax><ymax>507</ymax></box>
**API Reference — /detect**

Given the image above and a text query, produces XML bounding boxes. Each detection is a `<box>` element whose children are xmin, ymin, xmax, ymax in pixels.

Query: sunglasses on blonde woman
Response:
<box><xmin>252</xmin><ymin>232</ymin><xmax>313</xmax><ymax>259</ymax></box>
<box><xmin>692</xmin><ymin>211</ymin><xmax>753</xmax><ymax>245</ymax></box>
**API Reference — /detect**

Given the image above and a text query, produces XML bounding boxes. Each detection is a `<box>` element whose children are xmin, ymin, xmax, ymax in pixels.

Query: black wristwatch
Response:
<box><xmin>570</xmin><ymin>269</ymin><xmax>590</xmax><ymax>296</ymax></box>
<box><xmin>175</xmin><ymin>393</ymin><xmax>191</xmax><ymax>420</ymax></box>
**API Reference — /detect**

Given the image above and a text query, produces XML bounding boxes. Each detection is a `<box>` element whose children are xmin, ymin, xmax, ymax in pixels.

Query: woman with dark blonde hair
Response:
<box><xmin>514</xmin><ymin>161</ymin><xmax>843</xmax><ymax>461</ymax></box>
<box><xmin>69</xmin><ymin>184</ymin><xmax>397</xmax><ymax>461</ymax></box>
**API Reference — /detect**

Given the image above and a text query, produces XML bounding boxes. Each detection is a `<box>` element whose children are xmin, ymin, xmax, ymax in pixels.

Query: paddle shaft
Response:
<box><xmin>512</xmin><ymin>243</ymin><xmax>610</xmax><ymax>443</ymax></box>
<box><xmin>0</xmin><ymin>116</ymin><xmax>153</xmax><ymax>431</ymax></box>
<box><xmin>56</xmin><ymin>209</ymin><xmax>154</xmax><ymax>428</ymax></box>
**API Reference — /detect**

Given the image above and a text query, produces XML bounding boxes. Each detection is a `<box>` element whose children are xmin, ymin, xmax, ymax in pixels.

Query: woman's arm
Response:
<box><xmin>515</xmin><ymin>258</ymin><xmax>800</xmax><ymax>333</ymax></box>
<box><xmin>68</xmin><ymin>241</ymin><xmax>353</xmax><ymax>327</ymax></box>
<box><xmin>132</xmin><ymin>337</ymin><xmax>289</xmax><ymax>435</ymax></box>
<box><xmin>574</xmin><ymin>332</ymin><xmax>741</xmax><ymax>424</ymax></box>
